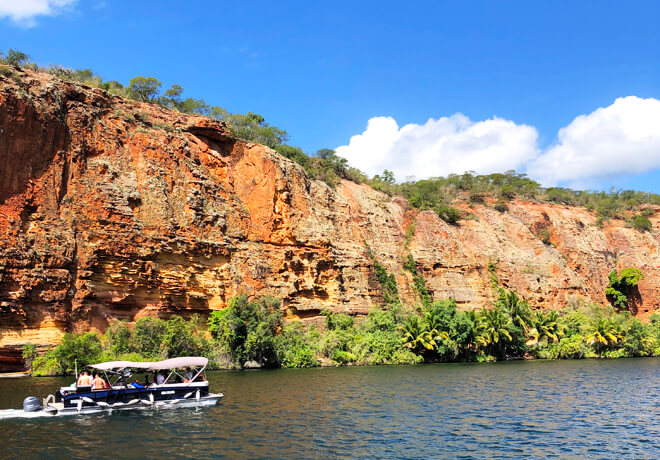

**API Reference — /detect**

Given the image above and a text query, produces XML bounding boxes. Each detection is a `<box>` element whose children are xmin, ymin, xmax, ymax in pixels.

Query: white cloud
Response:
<box><xmin>526</xmin><ymin>96</ymin><xmax>660</xmax><ymax>187</ymax></box>
<box><xmin>335</xmin><ymin>96</ymin><xmax>660</xmax><ymax>188</ymax></box>
<box><xmin>335</xmin><ymin>114</ymin><xmax>538</xmax><ymax>181</ymax></box>
<box><xmin>0</xmin><ymin>0</ymin><xmax>76</xmax><ymax>26</ymax></box>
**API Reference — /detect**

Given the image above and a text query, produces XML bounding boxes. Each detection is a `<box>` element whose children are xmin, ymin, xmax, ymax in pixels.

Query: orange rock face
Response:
<box><xmin>1</xmin><ymin>69</ymin><xmax>658</xmax><ymax>355</ymax></box>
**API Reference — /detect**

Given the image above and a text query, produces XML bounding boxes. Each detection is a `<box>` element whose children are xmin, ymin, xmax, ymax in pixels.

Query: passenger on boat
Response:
<box><xmin>155</xmin><ymin>371</ymin><xmax>165</xmax><ymax>385</ymax></box>
<box><xmin>91</xmin><ymin>373</ymin><xmax>108</xmax><ymax>390</ymax></box>
<box><xmin>77</xmin><ymin>371</ymin><xmax>92</xmax><ymax>386</ymax></box>
<box><xmin>183</xmin><ymin>368</ymin><xmax>193</xmax><ymax>383</ymax></box>
<box><xmin>130</xmin><ymin>379</ymin><xmax>145</xmax><ymax>389</ymax></box>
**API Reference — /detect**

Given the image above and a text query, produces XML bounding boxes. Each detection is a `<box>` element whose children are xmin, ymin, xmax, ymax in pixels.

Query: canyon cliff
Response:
<box><xmin>1</xmin><ymin>69</ymin><xmax>658</xmax><ymax>366</ymax></box>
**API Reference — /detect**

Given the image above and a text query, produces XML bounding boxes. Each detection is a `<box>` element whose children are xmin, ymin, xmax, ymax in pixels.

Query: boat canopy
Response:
<box><xmin>90</xmin><ymin>357</ymin><xmax>208</xmax><ymax>371</ymax></box>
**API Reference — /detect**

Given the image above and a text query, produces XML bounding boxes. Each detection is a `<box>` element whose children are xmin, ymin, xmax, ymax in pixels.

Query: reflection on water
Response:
<box><xmin>1</xmin><ymin>358</ymin><xmax>658</xmax><ymax>458</ymax></box>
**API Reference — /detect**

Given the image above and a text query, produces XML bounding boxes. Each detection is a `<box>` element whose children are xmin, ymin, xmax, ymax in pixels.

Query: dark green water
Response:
<box><xmin>0</xmin><ymin>358</ymin><xmax>658</xmax><ymax>459</ymax></box>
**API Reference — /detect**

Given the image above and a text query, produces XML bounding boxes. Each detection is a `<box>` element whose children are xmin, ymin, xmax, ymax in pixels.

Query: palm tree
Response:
<box><xmin>423</xmin><ymin>309</ymin><xmax>450</xmax><ymax>345</ymax></box>
<box><xmin>526</xmin><ymin>310</ymin><xmax>566</xmax><ymax>348</ymax></box>
<box><xmin>496</xmin><ymin>289</ymin><xmax>531</xmax><ymax>333</ymax></box>
<box><xmin>456</xmin><ymin>310</ymin><xmax>479</xmax><ymax>360</ymax></box>
<box><xmin>476</xmin><ymin>308</ymin><xmax>513</xmax><ymax>357</ymax></box>
<box><xmin>399</xmin><ymin>316</ymin><xmax>435</xmax><ymax>354</ymax></box>
<box><xmin>586</xmin><ymin>318</ymin><xmax>623</xmax><ymax>357</ymax></box>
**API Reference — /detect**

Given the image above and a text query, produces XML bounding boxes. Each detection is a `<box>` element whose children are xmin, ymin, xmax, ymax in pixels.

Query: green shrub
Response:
<box><xmin>315</xmin><ymin>329</ymin><xmax>354</xmax><ymax>359</ymax></box>
<box><xmin>162</xmin><ymin>314</ymin><xmax>210</xmax><ymax>358</ymax></box>
<box><xmin>324</xmin><ymin>312</ymin><xmax>355</xmax><ymax>331</ymax></box>
<box><xmin>363</xmin><ymin>307</ymin><xmax>400</xmax><ymax>332</ymax></box>
<box><xmin>469</xmin><ymin>191</ymin><xmax>485</xmax><ymax>203</ymax></box>
<box><xmin>332</xmin><ymin>349</ymin><xmax>357</xmax><ymax>364</ymax></box>
<box><xmin>22</xmin><ymin>343</ymin><xmax>37</xmax><ymax>360</ymax></box>
<box><xmin>434</xmin><ymin>204</ymin><xmax>461</xmax><ymax>224</ymax></box>
<box><xmin>275</xmin><ymin>323</ymin><xmax>318</xmax><ymax>368</ymax></box>
<box><xmin>475</xmin><ymin>353</ymin><xmax>497</xmax><ymax>363</ymax></box>
<box><xmin>556</xmin><ymin>334</ymin><xmax>586</xmax><ymax>358</ymax></box>
<box><xmin>22</xmin><ymin>343</ymin><xmax>38</xmax><ymax>370</ymax></box>
<box><xmin>32</xmin><ymin>332</ymin><xmax>103</xmax><ymax>376</ymax></box>
<box><xmin>603</xmin><ymin>348</ymin><xmax>627</xmax><ymax>359</ymax></box>
<box><xmin>31</xmin><ymin>355</ymin><xmax>62</xmax><ymax>376</ymax></box>
<box><xmin>352</xmin><ymin>329</ymin><xmax>404</xmax><ymax>364</ymax></box>
<box><xmin>628</xmin><ymin>214</ymin><xmax>652</xmax><ymax>232</ymax></box>
<box><xmin>622</xmin><ymin>317</ymin><xmax>656</xmax><ymax>357</ymax></box>
<box><xmin>208</xmin><ymin>294</ymin><xmax>282</xmax><ymax>367</ymax></box>
<box><xmin>131</xmin><ymin>316</ymin><xmax>167</xmax><ymax>359</ymax></box>
<box><xmin>537</xmin><ymin>228</ymin><xmax>552</xmax><ymax>245</ymax></box>
<box><xmin>104</xmin><ymin>320</ymin><xmax>132</xmax><ymax>356</ymax></box>
<box><xmin>494</xmin><ymin>199</ymin><xmax>508</xmax><ymax>213</ymax></box>
<box><xmin>535</xmin><ymin>344</ymin><xmax>559</xmax><ymax>359</ymax></box>
<box><xmin>0</xmin><ymin>65</ymin><xmax>15</xmax><ymax>77</ymax></box>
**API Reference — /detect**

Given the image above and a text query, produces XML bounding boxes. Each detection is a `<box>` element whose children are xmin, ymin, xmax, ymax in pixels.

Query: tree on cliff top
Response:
<box><xmin>2</xmin><ymin>49</ymin><xmax>30</xmax><ymax>66</ymax></box>
<box><xmin>227</xmin><ymin>112</ymin><xmax>289</xmax><ymax>148</ymax></box>
<box><xmin>128</xmin><ymin>76</ymin><xmax>162</xmax><ymax>102</ymax></box>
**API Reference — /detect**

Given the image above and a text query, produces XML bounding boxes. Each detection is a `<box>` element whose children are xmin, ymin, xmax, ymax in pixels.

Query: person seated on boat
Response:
<box><xmin>130</xmin><ymin>379</ymin><xmax>145</xmax><ymax>389</ymax></box>
<box><xmin>183</xmin><ymin>368</ymin><xmax>194</xmax><ymax>383</ymax></box>
<box><xmin>77</xmin><ymin>371</ymin><xmax>92</xmax><ymax>387</ymax></box>
<box><xmin>155</xmin><ymin>371</ymin><xmax>165</xmax><ymax>385</ymax></box>
<box><xmin>91</xmin><ymin>373</ymin><xmax>109</xmax><ymax>390</ymax></box>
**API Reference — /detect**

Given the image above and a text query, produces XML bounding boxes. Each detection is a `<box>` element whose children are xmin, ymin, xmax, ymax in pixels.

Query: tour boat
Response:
<box><xmin>23</xmin><ymin>357</ymin><xmax>223</xmax><ymax>415</ymax></box>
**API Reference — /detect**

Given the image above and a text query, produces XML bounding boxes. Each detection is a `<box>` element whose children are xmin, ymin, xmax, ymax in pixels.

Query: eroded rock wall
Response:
<box><xmin>1</xmin><ymin>69</ymin><xmax>658</xmax><ymax>356</ymax></box>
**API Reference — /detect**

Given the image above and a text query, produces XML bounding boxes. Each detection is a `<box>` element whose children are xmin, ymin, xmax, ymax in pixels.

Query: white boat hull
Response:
<box><xmin>43</xmin><ymin>393</ymin><xmax>223</xmax><ymax>416</ymax></box>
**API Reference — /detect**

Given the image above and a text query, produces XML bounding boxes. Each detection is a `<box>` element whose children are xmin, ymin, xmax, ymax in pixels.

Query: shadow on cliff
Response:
<box><xmin>0</xmin><ymin>79</ymin><xmax>69</xmax><ymax>205</ymax></box>
<box><xmin>627</xmin><ymin>286</ymin><xmax>643</xmax><ymax>316</ymax></box>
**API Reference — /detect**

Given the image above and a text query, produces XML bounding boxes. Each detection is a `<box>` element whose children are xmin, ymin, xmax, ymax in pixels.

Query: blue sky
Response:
<box><xmin>2</xmin><ymin>1</ymin><xmax>659</xmax><ymax>192</ymax></box>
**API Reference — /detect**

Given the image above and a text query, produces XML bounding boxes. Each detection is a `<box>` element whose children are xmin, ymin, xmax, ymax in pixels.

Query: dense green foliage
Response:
<box><xmin>207</xmin><ymin>294</ymin><xmax>282</xmax><ymax>367</ymax></box>
<box><xmin>32</xmin><ymin>332</ymin><xmax>103</xmax><ymax>376</ymax></box>
<box><xmin>628</xmin><ymin>214</ymin><xmax>653</xmax><ymax>232</ymax></box>
<box><xmin>31</xmin><ymin>315</ymin><xmax>211</xmax><ymax>376</ymax></box>
<box><xmin>28</xmin><ymin>290</ymin><xmax>660</xmax><ymax>376</ymax></box>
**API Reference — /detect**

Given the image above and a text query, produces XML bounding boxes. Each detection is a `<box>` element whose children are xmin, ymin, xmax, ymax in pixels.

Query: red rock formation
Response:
<box><xmin>1</xmin><ymin>68</ymin><xmax>658</xmax><ymax>359</ymax></box>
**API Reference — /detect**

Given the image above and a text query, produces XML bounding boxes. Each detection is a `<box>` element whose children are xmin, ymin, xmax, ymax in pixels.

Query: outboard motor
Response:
<box><xmin>23</xmin><ymin>396</ymin><xmax>43</xmax><ymax>412</ymax></box>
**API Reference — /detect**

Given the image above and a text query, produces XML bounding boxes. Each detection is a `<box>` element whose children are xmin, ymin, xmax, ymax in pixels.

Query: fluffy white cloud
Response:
<box><xmin>336</xmin><ymin>96</ymin><xmax>660</xmax><ymax>188</ymax></box>
<box><xmin>335</xmin><ymin>114</ymin><xmax>539</xmax><ymax>181</ymax></box>
<box><xmin>526</xmin><ymin>96</ymin><xmax>660</xmax><ymax>187</ymax></box>
<box><xmin>0</xmin><ymin>0</ymin><xmax>76</xmax><ymax>26</ymax></box>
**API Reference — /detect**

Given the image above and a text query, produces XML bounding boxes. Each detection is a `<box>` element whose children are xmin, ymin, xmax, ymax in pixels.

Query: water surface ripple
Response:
<box><xmin>0</xmin><ymin>358</ymin><xmax>658</xmax><ymax>458</ymax></box>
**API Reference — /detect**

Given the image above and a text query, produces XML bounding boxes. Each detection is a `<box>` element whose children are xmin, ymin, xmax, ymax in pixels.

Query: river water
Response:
<box><xmin>0</xmin><ymin>358</ymin><xmax>658</xmax><ymax>458</ymax></box>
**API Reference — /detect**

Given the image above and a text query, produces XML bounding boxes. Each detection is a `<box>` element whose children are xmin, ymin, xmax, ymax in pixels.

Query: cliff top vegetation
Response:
<box><xmin>2</xmin><ymin>48</ymin><xmax>659</xmax><ymax>226</ymax></box>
